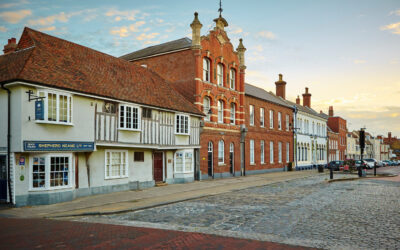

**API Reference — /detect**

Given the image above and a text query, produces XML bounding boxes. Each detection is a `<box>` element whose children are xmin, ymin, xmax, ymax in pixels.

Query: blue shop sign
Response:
<box><xmin>35</xmin><ymin>100</ymin><xmax>44</xmax><ymax>120</ymax></box>
<box><xmin>23</xmin><ymin>141</ymin><xmax>95</xmax><ymax>152</ymax></box>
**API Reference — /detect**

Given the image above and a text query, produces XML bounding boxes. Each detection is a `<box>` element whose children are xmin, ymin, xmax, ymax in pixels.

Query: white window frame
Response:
<box><xmin>29</xmin><ymin>153</ymin><xmax>74</xmax><ymax>191</ymax></box>
<box><xmin>218</xmin><ymin>100</ymin><xmax>224</xmax><ymax>123</ymax></box>
<box><xmin>269</xmin><ymin>110</ymin><xmax>274</xmax><ymax>129</ymax></box>
<box><xmin>119</xmin><ymin>104</ymin><xmax>141</xmax><ymax>131</ymax></box>
<box><xmin>203</xmin><ymin>97</ymin><xmax>211</xmax><ymax>121</ymax></box>
<box><xmin>230</xmin><ymin>103</ymin><xmax>236</xmax><ymax>125</ymax></box>
<box><xmin>217</xmin><ymin>63</ymin><xmax>224</xmax><ymax>86</ymax></box>
<box><xmin>278</xmin><ymin>112</ymin><xmax>282</xmax><ymax>130</ymax></box>
<box><xmin>37</xmin><ymin>90</ymin><xmax>73</xmax><ymax>125</ymax></box>
<box><xmin>270</xmin><ymin>141</ymin><xmax>274</xmax><ymax>163</ymax></box>
<box><xmin>105</xmin><ymin>150</ymin><xmax>128</xmax><ymax>179</ymax></box>
<box><xmin>218</xmin><ymin>140</ymin><xmax>225</xmax><ymax>164</ymax></box>
<box><xmin>260</xmin><ymin>140</ymin><xmax>265</xmax><ymax>164</ymax></box>
<box><xmin>230</xmin><ymin>68</ymin><xmax>236</xmax><ymax>89</ymax></box>
<box><xmin>278</xmin><ymin>142</ymin><xmax>282</xmax><ymax>163</ymax></box>
<box><xmin>249</xmin><ymin>105</ymin><xmax>254</xmax><ymax>126</ymax></box>
<box><xmin>286</xmin><ymin>142</ymin><xmax>290</xmax><ymax>163</ymax></box>
<box><xmin>203</xmin><ymin>57</ymin><xmax>211</xmax><ymax>82</ymax></box>
<box><xmin>174</xmin><ymin>150</ymin><xmax>194</xmax><ymax>173</ymax></box>
<box><xmin>175</xmin><ymin>114</ymin><xmax>190</xmax><ymax>135</ymax></box>
<box><xmin>286</xmin><ymin>114</ymin><xmax>289</xmax><ymax>131</ymax></box>
<box><xmin>250</xmin><ymin>139</ymin><xmax>255</xmax><ymax>164</ymax></box>
<box><xmin>260</xmin><ymin>108</ymin><xmax>264</xmax><ymax>127</ymax></box>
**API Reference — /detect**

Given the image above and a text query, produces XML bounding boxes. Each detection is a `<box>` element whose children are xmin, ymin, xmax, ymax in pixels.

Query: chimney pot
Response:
<box><xmin>302</xmin><ymin>87</ymin><xmax>311</xmax><ymax>108</ymax></box>
<box><xmin>329</xmin><ymin>106</ymin><xmax>334</xmax><ymax>117</ymax></box>
<box><xmin>3</xmin><ymin>37</ymin><xmax>17</xmax><ymax>55</ymax></box>
<box><xmin>296</xmin><ymin>95</ymin><xmax>300</xmax><ymax>105</ymax></box>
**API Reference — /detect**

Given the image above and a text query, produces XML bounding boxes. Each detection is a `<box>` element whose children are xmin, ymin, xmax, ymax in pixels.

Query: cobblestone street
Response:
<box><xmin>82</xmin><ymin>169</ymin><xmax>400</xmax><ymax>250</ymax></box>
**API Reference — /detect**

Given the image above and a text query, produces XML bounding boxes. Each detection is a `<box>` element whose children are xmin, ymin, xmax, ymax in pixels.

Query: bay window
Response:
<box><xmin>175</xmin><ymin>150</ymin><xmax>194</xmax><ymax>173</ymax></box>
<box><xmin>105</xmin><ymin>150</ymin><xmax>128</xmax><ymax>179</ymax></box>
<box><xmin>119</xmin><ymin>104</ymin><xmax>140</xmax><ymax>130</ymax></box>
<box><xmin>176</xmin><ymin>114</ymin><xmax>189</xmax><ymax>134</ymax></box>
<box><xmin>30</xmin><ymin>154</ymin><xmax>73</xmax><ymax>190</ymax></box>
<box><xmin>37</xmin><ymin>90</ymin><xmax>72</xmax><ymax>124</ymax></box>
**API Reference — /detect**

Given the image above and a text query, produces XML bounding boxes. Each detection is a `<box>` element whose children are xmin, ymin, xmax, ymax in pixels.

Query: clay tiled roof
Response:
<box><xmin>245</xmin><ymin>83</ymin><xmax>293</xmax><ymax>109</ymax></box>
<box><xmin>0</xmin><ymin>28</ymin><xmax>203</xmax><ymax>116</ymax></box>
<box><xmin>120</xmin><ymin>37</ymin><xmax>192</xmax><ymax>61</ymax></box>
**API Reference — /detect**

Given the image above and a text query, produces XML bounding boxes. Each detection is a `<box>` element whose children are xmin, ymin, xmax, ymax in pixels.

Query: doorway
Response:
<box><xmin>230</xmin><ymin>143</ymin><xmax>234</xmax><ymax>175</ymax></box>
<box><xmin>153</xmin><ymin>152</ymin><xmax>163</xmax><ymax>182</ymax></box>
<box><xmin>208</xmin><ymin>141</ymin><xmax>213</xmax><ymax>177</ymax></box>
<box><xmin>0</xmin><ymin>156</ymin><xmax>7</xmax><ymax>201</ymax></box>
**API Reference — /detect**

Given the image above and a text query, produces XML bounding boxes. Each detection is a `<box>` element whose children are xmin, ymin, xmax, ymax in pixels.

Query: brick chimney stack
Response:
<box><xmin>275</xmin><ymin>74</ymin><xmax>287</xmax><ymax>99</ymax></box>
<box><xmin>296</xmin><ymin>95</ymin><xmax>300</xmax><ymax>105</ymax></box>
<box><xmin>388</xmin><ymin>132</ymin><xmax>392</xmax><ymax>140</ymax></box>
<box><xmin>3</xmin><ymin>38</ymin><xmax>17</xmax><ymax>54</ymax></box>
<box><xmin>302</xmin><ymin>87</ymin><xmax>311</xmax><ymax>108</ymax></box>
<box><xmin>329</xmin><ymin>106</ymin><xmax>334</xmax><ymax>117</ymax></box>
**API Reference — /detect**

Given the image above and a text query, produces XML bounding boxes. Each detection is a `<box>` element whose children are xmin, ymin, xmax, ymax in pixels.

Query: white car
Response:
<box><xmin>364</xmin><ymin>158</ymin><xmax>376</xmax><ymax>169</ymax></box>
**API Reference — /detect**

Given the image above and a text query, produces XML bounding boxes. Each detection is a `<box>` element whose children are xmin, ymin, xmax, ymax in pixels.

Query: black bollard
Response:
<box><xmin>374</xmin><ymin>163</ymin><xmax>376</xmax><ymax>176</ymax></box>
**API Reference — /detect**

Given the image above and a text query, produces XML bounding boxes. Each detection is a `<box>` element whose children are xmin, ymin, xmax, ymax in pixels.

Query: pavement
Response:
<box><xmin>83</xmin><ymin>167</ymin><xmax>400</xmax><ymax>250</ymax></box>
<box><xmin>0</xmin><ymin>217</ymin><xmax>316</xmax><ymax>249</ymax></box>
<box><xmin>0</xmin><ymin>170</ymin><xmax>319</xmax><ymax>218</ymax></box>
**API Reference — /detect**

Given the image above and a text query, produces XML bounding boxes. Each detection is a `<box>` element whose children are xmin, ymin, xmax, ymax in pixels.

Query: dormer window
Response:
<box><xmin>217</xmin><ymin>63</ymin><xmax>224</xmax><ymax>86</ymax></box>
<box><xmin>203</xmin><ymin>58</ymin><xmax>210</xmax><ymax>82</ymax></box>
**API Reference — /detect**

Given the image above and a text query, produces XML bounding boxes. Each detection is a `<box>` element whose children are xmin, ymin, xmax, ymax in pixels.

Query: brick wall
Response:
<box><xmin>245</xmin><ymin>95</ymin><xmax>294</xmax><ymax>171</ymax></box>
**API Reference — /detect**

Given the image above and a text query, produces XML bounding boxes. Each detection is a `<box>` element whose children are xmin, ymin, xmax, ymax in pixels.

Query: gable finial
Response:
<box><xmin>218</xmin><ymin>0</ymin><xmax>223</xmax><ymax>17</ymax></box>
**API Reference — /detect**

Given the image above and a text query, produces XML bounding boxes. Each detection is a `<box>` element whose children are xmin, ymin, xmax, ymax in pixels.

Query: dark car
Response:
<box><xmin>328</xmin><ymin>161</ymin><xmax>343</xmax><ymax>171</ymax></box>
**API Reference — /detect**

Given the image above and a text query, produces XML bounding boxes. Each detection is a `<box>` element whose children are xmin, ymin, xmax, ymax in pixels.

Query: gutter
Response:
<box><xmin>1</xmin><ymin>83</ymin><xmax>12</xmax><ymax>204</ymax></box>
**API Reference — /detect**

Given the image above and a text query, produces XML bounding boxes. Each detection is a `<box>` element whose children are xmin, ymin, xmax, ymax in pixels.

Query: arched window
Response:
<box><xmin>203</xmin><ymin>96</ymin><xmax>211</xmax><ymax>121</ymax></box>
<box><xmin>230</xmin><ymin>103</ymin><xmax>236</xmax><ymax>125</ymax></box>
<box><xmin>230</xmin><ymin>68</ymin><xmax>236</xmax><ymax>89</ymax></box>
<box><xmin>217</xmin><ymin>63</ymin><xmax>224</xmax><ymax>86</ymax></box>
<box><xmin>203</xmin><ymin>58</ymin><xmax>210</xmax><ymax>82</ymax></box>
<box><xmin>218</xmin><ymin>100</ymin><xmax>224</xmax><ymax>123</ymax></box>
<box><xmin>218</xmin><ymin>140</ymin><xmax>224</xmax><ymax>164</ymax></box>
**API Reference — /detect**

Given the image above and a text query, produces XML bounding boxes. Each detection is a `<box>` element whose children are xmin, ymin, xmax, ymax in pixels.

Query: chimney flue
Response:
<box><xmin>302</xmin><ymin>87</ymin><xmax>311</xmax><ymax>108</ymax></box>
<box><xmin>275</xmin><ymin>73</ymin><xmax>286</xmax><ymax>99</ymax></box>
<box><xmin>3</xmin><ymin>37</ymin><xmax>17</xmax><ymax>54</ymax></box>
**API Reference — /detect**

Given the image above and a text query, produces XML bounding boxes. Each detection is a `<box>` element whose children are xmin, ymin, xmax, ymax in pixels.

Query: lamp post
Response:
<box><xmin>359</xmin><ymin>127</ymin><xmax>366</xmax><ymax>177</ymax></box>
<box><xmin>291</xmin><ymin>105</ymin><xmax>299</xmax><ymax>171</ymax></box>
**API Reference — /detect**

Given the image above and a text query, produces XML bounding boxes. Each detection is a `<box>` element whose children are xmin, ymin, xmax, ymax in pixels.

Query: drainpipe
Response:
<box><xmin>1</xmin><ymin>83</ymin><xmax>12</xmax><ymax>204</ymax></box>
<box><xmin>293</xmin><ymin>105</ymin><xmax>298</xmax><ymax>170</ymax></box>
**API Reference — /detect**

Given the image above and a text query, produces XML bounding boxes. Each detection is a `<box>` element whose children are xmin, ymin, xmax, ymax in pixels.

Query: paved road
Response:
<box><xmin>0</xmin><ymin>218</ymin><xmax>314</xmax><ymax>249</ymax></box>
<box><xmin>82</xmin><ymin>168</ymin><xmax>400</xmax><ymax>250</ymax></box>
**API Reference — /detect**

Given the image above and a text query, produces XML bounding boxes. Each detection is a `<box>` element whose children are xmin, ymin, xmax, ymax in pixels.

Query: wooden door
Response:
<box><xmin>153</xmin><ymin>152</ymin><xmax>163</xmax><ymax>182</ymax></box>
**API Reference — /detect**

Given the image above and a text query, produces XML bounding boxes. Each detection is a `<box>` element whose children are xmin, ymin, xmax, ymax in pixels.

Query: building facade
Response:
<box><xmin>121</xmin><ymin>13</ymin><xmax>246</xmax><ymax>179</ymax></box>
<box><xmin>288</xmin><ymin>89</ymin><xmax>328</xmax><ymax>170</ymax></box>
<box><xmin>0</xmin><ymin>28</ymin><xmax>203</xmax><ymax>206</ymax></box>
<box><xmin>327</xmin><ymin>106</ymin><xmax>347</xmax><ymax>160</ymax></box>
<box><xmin>244</xmin><ymin>75</ymin><xmax>294</xmax><ymax>174</ymax></box>
<box><xmin>328</xmin><ymin>128</ymin><xmax>339</xmax><ymax>161</ymax></box>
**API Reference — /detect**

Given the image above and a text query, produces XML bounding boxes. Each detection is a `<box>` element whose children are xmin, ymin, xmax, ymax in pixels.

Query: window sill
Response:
<box><xmin>105</xmin><ymin>176</ymin><xmax>129</xmax><ymax>180</ymax></box>
<box><xmin>175</xmin><ymin>133</ymin><xmax>190</xmax><ymax>136</ymax></box>
<box><xmin>174</xmin><ymin>171</ymin><xmax>194</xmax><ymax>174</ymax></box>
<box><xmin>35</xmin><ymin>120</ymin><xmax>73</xmax><ymax>126</ymax></box>
<box><xmin>250</xmin><ymin>163</ymin><xmax>255</xmax><ymax>165</ymax></box>
<box><xmin>218</xmin><ymin>162</ymin><xmax>225</xmax><ymax>166</ymax></box>
<box><xmin>29</xmin><ymin>186</ymin><xmax>73</xmax><ymax>192</ymax></box>
<box><xmin>118</xmin><ymin>128</ymin><xmax>141</xmax><ymax>132</ymax></box>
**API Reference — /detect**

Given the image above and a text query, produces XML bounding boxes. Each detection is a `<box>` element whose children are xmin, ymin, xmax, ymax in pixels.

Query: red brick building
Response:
<box><xmin>327</xmin><ymin>127</ymin><xmax>339</xmax><ymax>161</ymax></box>
<box><xmin>244</xmin><ymin>75</ymin><xmax>294</xmax><ymax>173</ymax></box>
<box><xmin>121</xmin><ymin>13</ymin><xmax>246</xmax><ymax>179</ymax></box>
<box><xmin>327</xmin><ymin>106</ymin><xmax>347</xmax><ymax>160</ymax></box>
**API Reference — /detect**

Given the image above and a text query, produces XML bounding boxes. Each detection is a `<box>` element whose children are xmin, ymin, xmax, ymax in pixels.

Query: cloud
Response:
<box><xmin>0</xmin><ymin>9</ymin><xmax>31</xmax><ymax>23</ymax></box>
<box><xmin>391</xmin><ymin>59</ymin><xmax>399</xmax><ymax>64</ymax></box>
<box><xmin>353</xmin><ymin>59</ymin><xmax>366</xmax><ymax>64</ymax></box>
<box><xmin>105</xmin><ymin>9</ymin><xmax>139</xmax><ymax>21</ymax></box>
<box><xmin>38</xmin><ymin>26</ymin><xmax>56</xmax><ymax>32</ymax></box>
<box><xmin>227</xmin><ymin>25</ymin><xmax>243</xmax><ymax>35</ymax></box>
<box><xmin>0</xmin><ymin>0</ymin><xmax>29</xmax><ymax>9</ymax></box>
<box><xmin>389</xmin><ymin>9</ymin><xmax>400</xmax><ymax>16</ymax></box>
<box><xmin>136</xmin><ymin>32</ymin><xmax>159</xmax><ymax>41</ymax></box>
<box><xmin>381</xmin><ymin>22</ymin><xmax>400</xmax><ymax>35</ymax></box>
<box><xmin>256</xmin><ymin>30</ymin><xmax>276</xmax><ymax>40</ymax></box>
<box><xmin>129</xmin><ymin>21</ymin><xmax>145</xmax><ymax>32</ymax></box>
<box><xmin>110</xmin><ymin>26</ymin><xmax>129</xmax><ymax>37</ymax></box>
<box><xmin>0</xmin><ymin>26</ymin><xmax>7</xmax><ymax>32</ymax></box>
<box><xmin>28</xmin><ymin>12</ymin><xmax>72</xmax><ymax>26</ymax></box>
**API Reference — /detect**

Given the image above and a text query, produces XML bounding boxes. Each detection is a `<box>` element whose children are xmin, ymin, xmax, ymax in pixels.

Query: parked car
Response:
<box><xmin>376</xmin><ymin>161</ymin><xmax>384</xmax><ymax>167</ymax></box>
<box><xmin>364</xmin><ymin>159</ymin><xmax>377</xmax><ymax>169</ymax></box>
<box><xmin>328</xmin><ymin>161</ymin><xmax>344</xmax><ymax>171</ymax></box>
<box><xmin>355</xmin><ymin>160</ymin><xmax>368</xmax><ymax>168</ymax></box>
<box><xmin>383</xmin><ymin>160</ymin><xmax>391</xmax><ymax>166</ymax></box>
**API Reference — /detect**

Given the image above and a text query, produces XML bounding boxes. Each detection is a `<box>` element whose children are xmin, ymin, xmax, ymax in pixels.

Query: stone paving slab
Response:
<box><xmin>0</xmin><ymin>170</ymin><xmax>317</xmax><ymax>218</ymax></box>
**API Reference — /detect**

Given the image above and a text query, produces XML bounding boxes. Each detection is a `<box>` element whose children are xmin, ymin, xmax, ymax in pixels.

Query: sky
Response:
<box><xmin>1</xmin><ymin>0</ymin><xmax>399</xmax><ymax>137</ymax></box>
